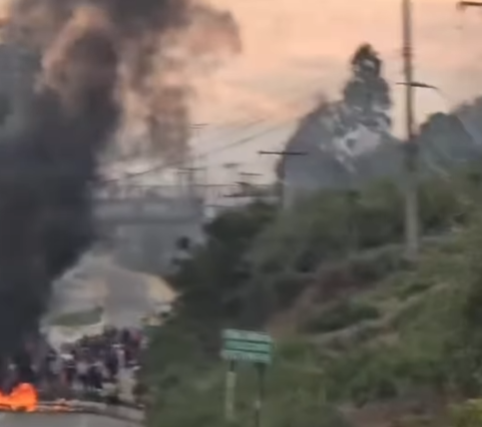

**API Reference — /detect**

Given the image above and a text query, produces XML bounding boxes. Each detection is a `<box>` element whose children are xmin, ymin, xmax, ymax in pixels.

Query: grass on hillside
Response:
<box><xmin>146</xmin><ymin>231</ymin><xmax>479</xmax><ymax>427</ymax></box>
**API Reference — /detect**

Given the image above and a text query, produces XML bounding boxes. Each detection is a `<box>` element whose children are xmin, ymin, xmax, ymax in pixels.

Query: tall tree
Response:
<box><xmin>278</xmin><ymin>44</ymin><xmax>395</xmax><ymax>202</ymax></box>
<box><xmin>339</xmin><ymin>43</ymin><xmax>392</xmax><ymax>139</ymax></box>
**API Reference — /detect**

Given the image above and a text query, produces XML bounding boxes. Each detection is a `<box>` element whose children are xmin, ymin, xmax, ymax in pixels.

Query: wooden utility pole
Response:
<box><xmin>402</xmin><ymin>0</ymin><xmax>419</xmax><ymax>261</ymax></box>
<box><xmin>399</xmin><ymin>0</ymin><xmax>480</xmax><ymax>260</ymax></box>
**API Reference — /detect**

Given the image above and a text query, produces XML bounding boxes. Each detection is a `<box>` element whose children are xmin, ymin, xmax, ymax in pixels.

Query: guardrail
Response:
<box><xmin>43</xmin><ymin>400</ymin><xmax>144</xmax><ymax>422</ymax></box>
<box><xmin>38</xmin><ymin>388</ymin><xmax>144</xmax><ymax>407</ymax></box>
<box><xmin>0</xmin><ymin>400</ymin><xmax>144</xmax><ymax>424</ymax></box>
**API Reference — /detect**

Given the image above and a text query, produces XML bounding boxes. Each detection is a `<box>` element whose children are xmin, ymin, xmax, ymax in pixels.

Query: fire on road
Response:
<box><xmin>0</xmin><ymin>383</ymin><xmax>142</xmax><ymax>427</ymax></box>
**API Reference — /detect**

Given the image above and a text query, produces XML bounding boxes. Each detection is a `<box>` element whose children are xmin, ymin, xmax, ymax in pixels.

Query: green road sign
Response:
<box><xmin>221</xmin><ymin>329</ymin><xmax>272</xmax><ymax>364</ymax></box>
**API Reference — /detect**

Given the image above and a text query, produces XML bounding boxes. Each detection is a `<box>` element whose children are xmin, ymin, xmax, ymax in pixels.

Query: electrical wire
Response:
<box><xmin>102</xmin><ymin>108</ymin><xmax>314</xmax><ymax>184</ymax></box>
<box><xmin>101</xmin><ymin>83</ymin><xmax>323</xmax><ymax>184</ymax></box>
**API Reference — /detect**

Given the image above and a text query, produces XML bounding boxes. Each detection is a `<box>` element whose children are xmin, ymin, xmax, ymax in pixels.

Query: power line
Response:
<box><xmin>102</xmin><ymin>85</ymin><xmax>322</xmax><ymax>184</ymax></box>
<box><xmin>101</xmin><ymin>118</ymin><xmax>273</xmax><ymax>184</ymax></box>
<box><xmin>102</xmin><ymin>109</ymin><xmax>312</xmax><ymax>185</ymax></box>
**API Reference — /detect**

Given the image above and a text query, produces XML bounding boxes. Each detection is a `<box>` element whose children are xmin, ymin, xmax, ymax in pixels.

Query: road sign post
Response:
<box><xmin>221</xmin><ymin>329</ymin><xmax>273</xmax><ymax>364</ymax></box>
<box><xmin>225</xmin><ymin>360</ymin><xmax>237</xmax><ymax>422</ymax></box>
<box><xmin>221</xmin><ymin>329</ymin><xmax>272</xmax><ymax>427</ymax></box>
<box><xmin>254</xmin><ymin>363</ymin><xmax>266</xmax><ymax>427</ymax></box>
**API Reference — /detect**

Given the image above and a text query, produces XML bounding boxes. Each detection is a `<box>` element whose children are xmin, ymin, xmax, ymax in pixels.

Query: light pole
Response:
<box><xmin>401</xmin><ymin>0</ymin><xmax>419</xmax><ymax>261</ymax></box>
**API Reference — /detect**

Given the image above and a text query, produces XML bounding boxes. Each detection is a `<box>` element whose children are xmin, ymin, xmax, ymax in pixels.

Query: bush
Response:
<box><xmin>451</xmin><ymin>400</ymin><xmax>482</xmax><ymax>427</ymax></box>
<box><xmin>275</xmin><ymin>401</ymin><xmax>353</xmax><ymax>427</ymax></box>
<box><xmin>144</xmin><ymin>172</ymin><xmax>479</xmax><ymax>427</ymax></box>
<box><xmin>346</xmin><ymin>247</ymin><xmax>410</xmax><ymax>283</ymax></box>
<box><xmin>395</xmin><ymin>280</ymin><xmax>433</xmax><ymax>300</ymax></box>
<box><xmin>302</xmin><ymin>301</ymin><xmax>380</xmax><ymax>333</ymax></box>
<box><xmin>272</xmin><ymin>274</ymin><xmax>308</xmax><ymax>309</ymax></box>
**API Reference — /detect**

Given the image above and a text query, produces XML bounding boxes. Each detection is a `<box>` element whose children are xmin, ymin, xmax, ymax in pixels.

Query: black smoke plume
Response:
<box><xmin>0</xmin><ymin>0</ymin><xmax>239</xmax><ymax>359</ymax></box>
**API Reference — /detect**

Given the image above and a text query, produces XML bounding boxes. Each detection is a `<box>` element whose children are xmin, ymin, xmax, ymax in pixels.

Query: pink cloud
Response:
<box><xmin>195</xmin><ymin>0</ymin><xmax>482</xmax><ymax>133</ymax></box>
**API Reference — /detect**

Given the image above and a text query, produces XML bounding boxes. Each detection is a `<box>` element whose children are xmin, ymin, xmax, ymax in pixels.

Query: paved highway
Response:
<box><xmin>89</xmin><ymin>261</ymin><xmax>155</xmax><ymax>328</ymax></box>
<box><xmin>0</xmin><ymin>413</ymin><xmax>138</xmax><ymax>427</ymax></box>
<box><xmin>49</xmin><ymin>252</ymin><xmax>176</xmax><ymax>329</ymax></box>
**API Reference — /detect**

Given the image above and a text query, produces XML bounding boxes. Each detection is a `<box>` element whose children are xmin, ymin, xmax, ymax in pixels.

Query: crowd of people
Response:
<box><xmin>6</xmin><ymin>327</ymin><xmax>145</xmax><ymax>404</ymax></box>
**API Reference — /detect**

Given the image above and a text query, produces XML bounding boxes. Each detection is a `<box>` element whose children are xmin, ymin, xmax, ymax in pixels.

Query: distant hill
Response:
<box><xmin>281</xmin><ymin>96</ymin><xmax>482</xmax><ymax>206</ymax></box>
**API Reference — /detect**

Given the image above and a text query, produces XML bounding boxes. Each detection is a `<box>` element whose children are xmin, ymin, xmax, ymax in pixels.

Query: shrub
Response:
<box><xmin>451</xmin><ymin>400</ymin><xmax>482</xmax><ymax>427</ymax></box>
<box><xmin>275</xmin><ymin>401</ymin><xmax>353</xmax><ymax>427</ymax></box>
<box><xmin>302</xmin><ymin>301</ymin><xmax>381</xmax><ymax>333</ymax></box>
<box><xmin>396</xmin><ymin>280</ymin><xmax>433</xmax><ymax>300</ymax></box>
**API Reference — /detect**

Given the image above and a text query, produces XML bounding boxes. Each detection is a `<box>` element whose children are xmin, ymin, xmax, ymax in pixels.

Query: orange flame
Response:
<box><xmin>0</xmin><ymin>383</ymin><xmax>37</xmax><ymax>412</ymax></box>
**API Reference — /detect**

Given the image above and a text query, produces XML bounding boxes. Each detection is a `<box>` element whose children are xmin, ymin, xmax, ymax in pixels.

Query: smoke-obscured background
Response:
<box><xmin>0</xmin><ymin>0</ymin><xmax>240</xmax><ymax>359</ymax></box>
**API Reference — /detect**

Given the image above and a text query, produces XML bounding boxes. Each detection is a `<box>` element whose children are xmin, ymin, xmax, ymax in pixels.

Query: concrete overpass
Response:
<box><xmin>92</xmin><ymin>193</ymin><xmax>205</xmax><ymax>274</ymax></box>
<box><xmin>93</xmin><ymin>196</ymin><xmax>204</xmax><ymax>224</ymax></box>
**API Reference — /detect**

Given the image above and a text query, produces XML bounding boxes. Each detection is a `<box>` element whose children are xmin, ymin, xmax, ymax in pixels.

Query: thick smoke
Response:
<box><xmin>0</xmin><ymin>0</ymin><xmax>240</xmax><ymax>358</ymax></box>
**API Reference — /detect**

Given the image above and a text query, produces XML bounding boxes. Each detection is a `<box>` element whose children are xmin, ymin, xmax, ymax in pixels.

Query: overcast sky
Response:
<box><xmin>199</xmin><ymin>0</ymin><xmax>482</xmax><ymax>125</ymax></box>
<box><xmin>186</xmin><ymin>0</ymin><xmax>482</xmax><ymax>182</ymax></box>
<box><xmin>4</xmin><ymin>0</ymin><xmax>482</xmax><ymax>184</ymax></box>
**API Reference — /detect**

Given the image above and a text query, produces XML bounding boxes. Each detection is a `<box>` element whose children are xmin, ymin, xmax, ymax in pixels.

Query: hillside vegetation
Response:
<box><xmin>142</xmin><ymin>40</ymin><xmax>482</xmax><ymax>427</ymax></box>
<box><xmin>142</xmin><ymin>164</ymin><xmax>482</xmax><ymax>427</ymax></box>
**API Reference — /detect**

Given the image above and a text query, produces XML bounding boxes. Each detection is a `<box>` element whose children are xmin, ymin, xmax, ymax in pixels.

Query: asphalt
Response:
<box><xmin>0</xmin><ymin>413</ymin><xmax>137</xmax><ymax>427</ymax></box>
<box><xmin>94</xmin><ymin>262</ymin><xmax>153</xmax><ymax>328</ymax></box>
<box><xmin>49</xmin><ymin>252</ymin><xmax>176</xmax><ymax>329</ymax></box>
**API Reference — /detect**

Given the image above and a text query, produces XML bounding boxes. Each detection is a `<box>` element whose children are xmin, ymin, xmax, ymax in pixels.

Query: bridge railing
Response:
<box><xmin>94</xmin><ymin>184</ymin><xmax>276</xmax><ymax>202</ymax></box>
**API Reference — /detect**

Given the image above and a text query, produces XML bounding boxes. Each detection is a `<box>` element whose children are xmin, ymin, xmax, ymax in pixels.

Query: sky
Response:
<box><xmin>186</xmin><ymin>0</ymin><xmax>482</xmax><ymax>183</ymax></box>
<box><xmin>3</xmin><ymin>0</ymin><xmax>482</xmax><ymax>184</ymax></box>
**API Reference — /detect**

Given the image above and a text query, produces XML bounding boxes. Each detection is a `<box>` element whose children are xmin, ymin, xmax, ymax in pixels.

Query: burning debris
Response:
<box><xmin>0</xmin><ymin>383</ymin><xmax>37</xmax><ymax>412</ymax></box>
<box><xmin>0</xmin><ymin>0</ymin><xmax>240</xmax><ymax>364</ymax></box>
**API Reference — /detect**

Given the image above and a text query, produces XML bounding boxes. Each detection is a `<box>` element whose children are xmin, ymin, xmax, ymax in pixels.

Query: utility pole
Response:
<box><xmin>397</xmin><ymin>0</ymin><xmax>477</xmax><ymax>259</ymax></box>
<box><xmin>258</xmin><ymin>150</ymin><xmax>306</xmax><ymax>208</ymax></box>
<box><xmin>254</xmin><ymin>363</ymin><xmax>266</xmax><ymax>427</ymax></box>
<box><xmin>402</xmin><ymin>0</ymin><xmax>419</xmax><ymax>261</ymax></box>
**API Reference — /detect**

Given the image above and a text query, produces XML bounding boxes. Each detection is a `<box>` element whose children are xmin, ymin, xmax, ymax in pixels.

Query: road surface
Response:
<box><xmin>90</xmin><ymin>260</ymin><xmax>157</xmax><ymax>328</ymax></box>
<box><xmin>42</xmin><ymin>253</ymin><xmax>176</xmax><ymax>399</ymax></box>
<box><xmin>0</xmin><ymin>413</ymin><xmax>137</xmax><ymax>427</ymax></box>
<box><xmin>48</xmin><ymin>252</ymin><xmax>176</xmax><ymax>329</ymax></box>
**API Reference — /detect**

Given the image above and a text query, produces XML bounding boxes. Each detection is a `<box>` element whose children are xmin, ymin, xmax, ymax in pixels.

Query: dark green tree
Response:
<box><xmin>339</xmin><ymin>43</ymin><xmax>391</xmax><ymax>138</ymax></box>
<box><xmin>171</xmin><ymin>200</ymin><xmax>275</xmax><ymax>323</ymax></box>
<box><xmin>417</xmin><ymin>107</ymin><xmax>482</xmax><ymax>172</ymax></box>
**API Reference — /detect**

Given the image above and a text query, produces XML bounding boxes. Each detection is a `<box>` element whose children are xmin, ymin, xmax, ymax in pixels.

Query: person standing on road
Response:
<box><xmin>105</xmin><ymin>348</ymin><xmax>119</xmax><ymax>382</ymax></box>
<box><xmin>62</xmin><ymin>353</ymin><xmax>76</xmax><ymax>389</ymax></box>
<box><xmin>114</xmin><ymin>343</ymin><xmax>125</xmax><ymax>369</ymax></box>
<box><xmin>76</xmin><ymin>358</ymin><xmax>89</xmax><ymax>393</ymax></box>
<box><xmin>87</xmin><ymin>360</ymin><xmax>103</xmax><ymax>395</ymax></box>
